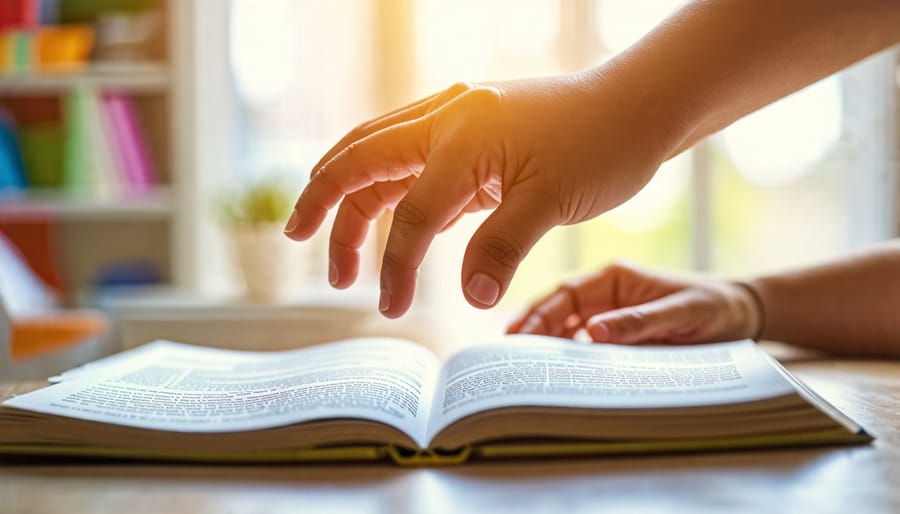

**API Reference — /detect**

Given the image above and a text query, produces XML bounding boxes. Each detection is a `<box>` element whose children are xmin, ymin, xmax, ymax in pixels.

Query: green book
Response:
<box><xmin>19</xmin><ymin>123</ymin><xmax>64</xmax><ymax>189</ymax></box>
<box><xmin>61</xmin><ymin>86</ymin><xmax>109</xmax><ymax>195</ymax></box>
<box><xmin>61</xmin><ymin>87</ymin><xmax>88</xmax><ymax>191</ymax></box>
<box><xmin>0</xmin><ymin>336</ymin><xmax>871</xmax><ymax>466</ymax></box>
<box><xmin>11</xmin><ymin>31</ymin><xmax>31</xmax><ymax>73</ymax></box>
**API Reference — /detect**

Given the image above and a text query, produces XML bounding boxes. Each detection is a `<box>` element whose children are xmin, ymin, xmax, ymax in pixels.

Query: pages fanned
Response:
<box><xmin>0</xmin><ymin>336</ymin><xmax>871</xmax><ymax>465</ymax></box>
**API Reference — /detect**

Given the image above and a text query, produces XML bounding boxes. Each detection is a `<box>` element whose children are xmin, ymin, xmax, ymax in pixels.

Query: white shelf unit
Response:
<box><xmin>0</xmin><ymin>64</ymin><xmax>169</xmax><ymax>94</ymax></box>
<box><xmin>0</xmin><ymin>187</ymin><xmax>172</xmax><ymax>222</ymax></box>
<box><xmin>0</xmin><ymin>1</ymin><xmax>235</xmax><ymax>299</ymax></box>
<box><xmin>0</xmin><ymin>0</ymin><xmax>207</xmax><ymax>302</ymax></box>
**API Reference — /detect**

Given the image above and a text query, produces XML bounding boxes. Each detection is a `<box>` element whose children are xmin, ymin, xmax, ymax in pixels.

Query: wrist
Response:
<box><xmin>576</xmin><ymin>62</ymin><xmax>696</xmax><ymax>164</ymax></box>
<box><xmin>730</xmin><ymin>280</ymin><xmax>766</xmax><ymax>341</ymax></box>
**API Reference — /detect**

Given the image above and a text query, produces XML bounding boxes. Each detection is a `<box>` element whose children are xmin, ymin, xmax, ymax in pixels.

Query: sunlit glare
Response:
<box><xmin>492</xmin><ymin>0</ymin><xmax>558</xmax><ymax>53</ymax></box>
<box><xmin>596</xmin><ymin>0</ymin><xmax>685</xmax><ymax>53</ymax></box>
<box><xmin>230</xmin><ymin>0</ymin><xmax>297</xmax><ymax>104</ymax></box>
<box><xmin>606</xmin><ymin>152</ymin><xmax>690</xmax><ymax>233</ymax></box>
<box><xmin>723</xmin><ymin>78</ymin><xmax>842</xmax><ymax>188</ymax></box>
<box><xmin>417</xmin><ymin>0</ymin><xmax>493</xmax><ymax>86</ymax></box>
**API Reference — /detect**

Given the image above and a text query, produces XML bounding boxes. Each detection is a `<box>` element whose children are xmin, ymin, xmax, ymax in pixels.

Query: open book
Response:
<box><xmin>0</xmin><ymin>336</ymin><xmax>871</xmax><ymax>465</ymax></box>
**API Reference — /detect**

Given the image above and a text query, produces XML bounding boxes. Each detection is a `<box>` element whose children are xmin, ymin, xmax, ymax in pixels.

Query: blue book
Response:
<box><xmin>0</xmin><ymin>112</ymin><xmax>27</xmax><ymax>190</ymax></box>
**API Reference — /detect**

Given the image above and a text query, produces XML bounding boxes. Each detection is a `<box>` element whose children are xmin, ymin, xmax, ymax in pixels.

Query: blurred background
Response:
<box><xmin>1</xmin><ymin>0</ymin><xmax>898</xmax><ymax>351</ymax></box>
<box><xmin>227</xmin><ymin>0</ymin><xmax>900</xmax><ymax>319</ymax></box>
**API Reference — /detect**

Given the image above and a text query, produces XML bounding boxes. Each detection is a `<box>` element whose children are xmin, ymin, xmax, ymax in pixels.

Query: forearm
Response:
<box><xmin>583</xmin><ymin>0</ymin><xmax>900</xmax><ymax>158</ymax></box>
<box><xmin>748</xmin><ymin>241</ymin><xmax>900</xmax><ymax>357</ymax></box>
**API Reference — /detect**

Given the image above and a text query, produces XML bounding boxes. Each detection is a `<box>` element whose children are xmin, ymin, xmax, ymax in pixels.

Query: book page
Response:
<box><xmin>427</xmin><ymin>336</ymin><xmax>796</xmax><ymax>441</ymax></box>
<box><xmin>4</xmin><ymin>338</ymin><xmax>440</xmax><ymax>446</ymax></box>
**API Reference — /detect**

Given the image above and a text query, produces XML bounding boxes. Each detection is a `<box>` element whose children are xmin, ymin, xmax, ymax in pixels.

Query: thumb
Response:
<box><xmin>586</xmin><ymin>294</ymin><xmax>696</xmax><ymax>344</ymax></box>
<box><xmin>461</xmin><ymin>193</ymin><xmax>557</xmax><ymax>308</ymax></box>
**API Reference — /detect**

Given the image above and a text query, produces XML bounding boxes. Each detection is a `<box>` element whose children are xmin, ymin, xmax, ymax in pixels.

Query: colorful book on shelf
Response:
<box><xmin>83</xmin><ymin>90</ymin><xmax>129</xmax><ymax>198</ymax></box>
<box><xmin>0</xmin><ymin>0</ymin><xmax>39</xmax><ymax>30</ymax></box>
<box><xmin>0</xmin><ymin>336</ymin><xmax>873</xmax><ymax>466</ymax></box>
<box><xmin>81</xmin><ymin>87</ymin><xmax>126</xmax><ymax>197</ymax></box>
<box><xmin>0</xmin><ymin>112</ymin><xmax>27</xmax><ymax>190</ymax></box>
<box><xmin>101</xmin><ymin>92</ymin><xmax>156</xmax><ymax>193</ymax></box>
<box><xmin>0</xmin><ymin>0</ymin><xmax>61</xmax><ymax>30</ymax></box>
<box><xmin>18</xmin><ymin>121</ymin><xmax>63</xmax><ymax>188</ymax></box>
<box><xmin>60</xmin><ymin>86</ymin><xmax>99</xmax><ymax>194</ymax></box>
<box><xmin>60</xmin><ymin>87</ymin><xmax>157</xmax><ymax>198</ymax></box>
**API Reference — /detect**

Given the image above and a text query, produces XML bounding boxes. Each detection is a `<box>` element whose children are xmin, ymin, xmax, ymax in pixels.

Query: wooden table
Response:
<box><xmin>1</xmin><ymin>352</ymin><xmax>898</xmax><ymax>514</ymax></box>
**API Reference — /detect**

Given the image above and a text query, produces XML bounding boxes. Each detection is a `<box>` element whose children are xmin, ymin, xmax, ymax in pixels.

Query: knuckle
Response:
<box><xmin>381</xmin><ymin>250</ymin><xmax>401</xmax><ymax>270</ymax></box>
<box><xmin>313</xmin><ymin>168</ymin><xmax>331</xmax><ymax>185</ymax></box>
<box><xmin>464</xmin><ymin>85</ymin><xmax>502</xmax><ymax>108</ymax></box>
<box><xmin>606</xmin><ymin>259</ymin><xmax>635</xmax><ymax>275</ymax></box>
<box><xmin>348</xmin><ymin>122</ymin><xmax>369</xmax><ymax>139</ymax></box>
<box><xmin>429</xmin><ymin>82</ymin><xmax>475</xmax><ymax>113</ymax></box>
<box><xmin>392</xmin><ymin>199</ymin><xmax>427</xmax><ymax>228</ymax></box>
<box><xmin>448</xmin><ymin>81</ymin><xmax>475</xmax><ymax>95</ymax></box>
<box><xmin>381</xmin><ymin>249</ymin><xmax>418</xmax><ymax>274</ymax></box>
<box><xmin>342</xmin><ymin>141</ymin><xmax>361</xmax><ymax>158</ymax></box>
<box><xmin>477</xmin><ymin>233</ymin><xmax>525</xmax><ymax>271</ymax></box>
<box><xmin>556</xmin><ymin>283</ymin><xmax>582</xmax><ymax>314</ymax></box>
<box><xmin>620</xmin><ymin>308</ymin><xmax>649</xmax><ymax>332</ymax></box>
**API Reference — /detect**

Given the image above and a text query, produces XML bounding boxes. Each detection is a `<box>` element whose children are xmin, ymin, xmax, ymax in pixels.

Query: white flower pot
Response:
<box><xmin>229</xmin><ymin>223</ymin><xmax>297</xmax><ymax>302</ymax></box>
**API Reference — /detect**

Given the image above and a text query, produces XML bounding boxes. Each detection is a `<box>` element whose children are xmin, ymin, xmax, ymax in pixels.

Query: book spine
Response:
<box><xmin>81</xmin><ymin>87</ymin><xmax>122</xmax><ymax>198</ymax></box>
<box><xmin>0</xmin><ymin>0</ymin><xmax>39</xmax><ymax>30</ymax></box>
<box><xmin>103</xmin><ymin>93</ymin><xmax>156</xmax><ymax>192</ymax></box>
<box><xmin>38</xmin><ymin>0</ymin><xmax>58</xmax><ymax>26</ymax></box>
<box><xmin>98</xmin><ymin>93</ymin><xmax>136</xmax><ymax>194</ymax></box>
<box><xmin>61</xmin><ymin>87</ymin><xmax>93</xmax><ymax>193</ymax></box>
<box><xmin>0</xmin><ymin>113</ymin><xmax>28</xmax><ymax>189</ymax></box>
<box><xmin>18</xmin><ymin>122</ymin><xmax>63</xmax><ymax>188</ymax></box>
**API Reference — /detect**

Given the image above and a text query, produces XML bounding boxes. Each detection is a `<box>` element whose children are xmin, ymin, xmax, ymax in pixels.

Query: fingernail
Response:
<box><xmin>284</xmin><ymin>208</ymin><xmax>300</xmax><ymax>233</ymax></box>
<box><xmin>466</xmin><ymin>272</ymin><xmax>500</xmax><ymax>307</ymax></box>
<box><xmin>379</xmin><ymin>287</ymin><xmax>391</xmax><ymax>313</ymax></box>
<box><xmin>328</xmin><ymin>260</ymin><xmax>339</xmax><ymax>286</ymax></box>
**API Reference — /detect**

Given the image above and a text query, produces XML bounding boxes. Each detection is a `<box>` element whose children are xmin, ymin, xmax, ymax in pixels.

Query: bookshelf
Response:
<box><xmin>0</xmin><ymin>0</ymin><xmax>186</xmax><ymax>305</ymax></box>
<box><xmin>0</xmin><ymin>187</ymin><xmax>171</xmax><ymax>221</ymax></box>
<box><xmin>0</xmin><ymin>63</ymin><xmax>169</xmax><ymax>94</ymax></box>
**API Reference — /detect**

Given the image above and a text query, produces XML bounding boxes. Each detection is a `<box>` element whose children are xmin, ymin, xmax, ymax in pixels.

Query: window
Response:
<box><xmin>225</xmin><ymin>1</ymin><xmax>898</xmax><ymax>313</ymax></box>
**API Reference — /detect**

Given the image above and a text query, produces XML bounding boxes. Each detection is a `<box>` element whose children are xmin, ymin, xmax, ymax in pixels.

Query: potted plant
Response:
<box><xmin>217</xmin><ymin>178</ymin><xmax>298</xmax><ymax>302</ymax></box>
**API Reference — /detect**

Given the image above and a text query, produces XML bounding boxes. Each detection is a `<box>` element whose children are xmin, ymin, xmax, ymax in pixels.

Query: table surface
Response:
<box><xmin>1</xmin><ymin>348</ymin><xmax>899</xmax><ymax>514</ymax></box>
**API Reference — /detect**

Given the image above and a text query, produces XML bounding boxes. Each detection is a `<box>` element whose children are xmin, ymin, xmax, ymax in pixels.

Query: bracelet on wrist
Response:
<box><xmin>731</xmin><ymin>280</ymin><xmax>766</xmax><ymax>342</ymax></box>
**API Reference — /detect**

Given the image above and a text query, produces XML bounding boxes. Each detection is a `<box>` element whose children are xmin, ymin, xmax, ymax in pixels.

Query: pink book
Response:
<box><xmin>102</xmin><ymin>93</ymin><xmax>157</xmax><ymax>194</ymax></box>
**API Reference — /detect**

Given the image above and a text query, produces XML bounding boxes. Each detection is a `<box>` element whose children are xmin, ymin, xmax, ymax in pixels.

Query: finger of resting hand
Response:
<box><xmin>515</xmin><ymin>284</ymin><xmax>580</xmax><ymax>336</ymax></box>
<box><xmin>506</xmin><ymin>312</ymin><xmax>529</xmax><ymax>334</ymax></box>
<box><xmin>288</xmin><ymin>119</ymin><xmax>426</xmax><ymax>241</ymax></box>
<box><xmin>379</xmin><ymin>152</ymin><xmax>479</xmax><ymax>318</ymax></box>
<box><xmin>330</xmin><ymin>179</ymin><xmax>413</xmax><ymax>289</ymax></box>
<box><xmin>310</xmin><ymin>92</ymin><xmax>440</xmax><ymax>176</ymax></box>
<box><xmin>562</xmin><ymin>316</ymin><xmax>584</xmax><ymax>340</ymax></box>
<box><xmin>586</xmin><ymin>295</ymin><xmax>691</xmax><ymax>344</ymax></box>
<box><xmin>510</xmin><ymin>264</ymin><xmax>640</xmax><ymax>335</ymax></box>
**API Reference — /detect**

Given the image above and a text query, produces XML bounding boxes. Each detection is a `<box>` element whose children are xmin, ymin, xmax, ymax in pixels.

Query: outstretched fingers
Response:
<box><xmin>329</xmin><ymin>178</ymin><xmax>415</xmax><ymax>289</ymax></box>
<box><xmin>309</xmin><ymin>93</ymin><xmax>438</xmax><ymax>177</ymax></box>
<box><xmin>461</xmin><ymin>192</ymin><xmax>560</xmax><ymax>310</ymax></box>
<box><xmin>377</xmin><ymin>147</ymin><xmax>479</xmax><ymax>318</ymax></box>
<box><xmin>285</xmin><ymin>119</ymin><xmax>428</xmax><ymax>241</ymax></box>
<box><xmin>310</xmin><ymin>83</ymin><xmax>475</xmax><ymax>179</ymax></box>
